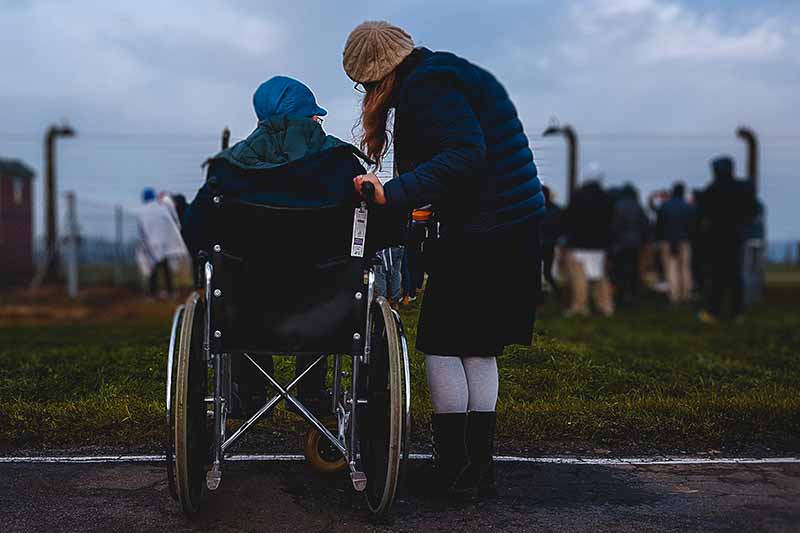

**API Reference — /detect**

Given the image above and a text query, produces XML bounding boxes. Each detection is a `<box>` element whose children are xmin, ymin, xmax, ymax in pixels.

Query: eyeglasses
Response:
<box><xmin>354</xmin><ymin>81</ymin><xmax>378</xmax><ymax>94</ymax></box>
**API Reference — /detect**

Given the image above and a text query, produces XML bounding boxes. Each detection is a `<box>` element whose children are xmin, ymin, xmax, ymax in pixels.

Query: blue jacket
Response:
<box><xmin>384</xmin><ymin>48</ymin><xmax>545</xmax><ymax>234</ymax></box>
<box><xmin>657</xmin><ymin>196</ymin><xmax>694</xmax><ymax>244</ymax></box>
<box><xmin>612</xmin><ymin>195</ymin><xmax>650</xmax><ymax>251</ymax></box>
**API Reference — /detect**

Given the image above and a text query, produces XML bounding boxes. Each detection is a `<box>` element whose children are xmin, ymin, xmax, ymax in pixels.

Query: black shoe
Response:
<box><xmin>431</xmin><ymin>413</ymin><xmax>473</xmax><ymax>499</ymax></box>
<box><xmin>464</xmin><ymin>411</ymin><xmax>497</xmax><ymax>498</ymax></box>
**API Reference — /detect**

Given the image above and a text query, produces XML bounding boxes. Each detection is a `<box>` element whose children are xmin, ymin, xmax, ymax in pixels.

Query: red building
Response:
<box><xmin>0</xmin><ymin>158</ymin><xmax>35</xmax><ymax>285</ymax></box>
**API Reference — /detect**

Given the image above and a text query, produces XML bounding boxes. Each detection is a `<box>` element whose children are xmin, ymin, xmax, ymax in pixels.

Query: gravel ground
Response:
<box><xmin>2</xmin><ymin>460</ymin><xmax>799</xmax><ymax>532</ymax></box>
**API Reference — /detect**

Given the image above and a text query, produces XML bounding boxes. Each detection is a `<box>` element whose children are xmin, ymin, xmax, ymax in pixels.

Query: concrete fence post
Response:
<box><xmin>64</xmin><ymin>191</ymin><xmax>80</xmax><ymax>298</ymax></box>
<box><xmin>114</xmin><ymin>205</ymin><xmax>123</xmax><ymax>285</ymax></box>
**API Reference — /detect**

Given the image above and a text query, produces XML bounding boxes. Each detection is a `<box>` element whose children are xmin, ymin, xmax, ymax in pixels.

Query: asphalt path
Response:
<box><xmin>2</xmin><ymin>460</ymin><xmax>799</xmax><ymax>532</ymax></box>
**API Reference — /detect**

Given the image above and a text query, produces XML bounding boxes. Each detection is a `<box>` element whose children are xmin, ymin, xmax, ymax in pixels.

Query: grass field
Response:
<box><xmin>1</xmin><ymin>285</ymin><xmax>798</xmax><ymax>456</ymax></box>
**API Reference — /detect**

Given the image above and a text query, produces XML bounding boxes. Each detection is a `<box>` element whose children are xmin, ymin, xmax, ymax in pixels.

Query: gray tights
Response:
<box><xmin>425</xmin><ymin>355</ymin><xmax>498</xmax><ymax>414</ymax></box>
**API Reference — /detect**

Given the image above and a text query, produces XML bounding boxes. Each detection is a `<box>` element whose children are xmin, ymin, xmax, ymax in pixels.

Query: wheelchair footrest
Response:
<box><xmin>206</xmin><ymin>465</ymin><xmax>222</xmax><ymax>491</ymax></box>
<box><xmin>350</xmin><ymin>470</ymin><xmax>367</xmax><ymax>492</ymax></box>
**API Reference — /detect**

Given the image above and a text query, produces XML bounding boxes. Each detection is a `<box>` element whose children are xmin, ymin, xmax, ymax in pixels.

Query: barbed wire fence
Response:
<box><xmin>8</xmin><ymin>128</ymin><xmax>800</xmax><ymax>296</ymax></box>
<box><xmin>46</xmin><ymin>193</ymin><xmax>143</xmax><ymax>293</ymax></box>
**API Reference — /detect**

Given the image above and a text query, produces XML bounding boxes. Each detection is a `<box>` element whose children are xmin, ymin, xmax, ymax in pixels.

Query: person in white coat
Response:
<box><xmin>136</xmin><ymin>187</ymin><xmax>187</xmax><ymax>298</ymax></box>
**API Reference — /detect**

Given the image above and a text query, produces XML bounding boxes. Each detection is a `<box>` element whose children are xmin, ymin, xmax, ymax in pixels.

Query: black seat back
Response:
<box><xmin>209</xmin><ymin>197</ymin><xmax>368</xmax><ymax>354</ymax></box>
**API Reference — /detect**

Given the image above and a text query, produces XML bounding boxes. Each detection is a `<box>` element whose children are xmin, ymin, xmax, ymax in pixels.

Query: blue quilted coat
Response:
<box><xmin>385</xmin><ymin>48</ymin><xmax>545</xmax><ymax>235</ymax></box>
<box><xmin>386</xmin><ymin>48</ymin><xmax>544</xmax><ymax>356</ymax></box>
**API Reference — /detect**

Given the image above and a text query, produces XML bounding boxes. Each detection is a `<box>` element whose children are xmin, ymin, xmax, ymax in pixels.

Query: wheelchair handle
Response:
<box><xmin>361</xmin><ymin>181</ymin><xmax>376</xmax><ymax>207</ymax></box>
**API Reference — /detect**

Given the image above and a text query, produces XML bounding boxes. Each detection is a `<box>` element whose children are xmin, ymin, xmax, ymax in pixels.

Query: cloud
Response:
<box><xmin>572</xmin><ymin>0</ymin><xmax>785</xmax><ymax>63</ymax></box>
<box><xmin>0</xmin><ymin>1</ymin><xmax>286</xmax><ymax>131</ymax></box>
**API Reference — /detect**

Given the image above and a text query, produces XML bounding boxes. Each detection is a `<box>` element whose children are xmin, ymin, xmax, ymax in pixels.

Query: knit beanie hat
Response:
<box><xmin>343</xmin><ymin>21</ymin><xmax>414</xmax><ymax>83</ymax></box>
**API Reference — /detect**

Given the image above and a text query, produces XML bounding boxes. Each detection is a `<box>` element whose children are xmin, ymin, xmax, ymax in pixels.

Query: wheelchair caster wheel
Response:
<box><xmin>304</xmin><ymin>424</ymin><xmax>347</xmax><ymax>474</ymax></box>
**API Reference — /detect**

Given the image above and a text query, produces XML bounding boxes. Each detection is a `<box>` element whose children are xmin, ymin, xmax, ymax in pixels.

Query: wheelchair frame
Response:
<box><xmin>166</xmin><ymin>252</ymin><xmax>412</xmax><ymax>516</ymax></box>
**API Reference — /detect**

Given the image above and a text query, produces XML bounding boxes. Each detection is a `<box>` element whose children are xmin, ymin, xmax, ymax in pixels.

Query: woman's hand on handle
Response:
<box><xmin>353</xmin><ymin>173</ymin><xmax>387</xmax><ymax>206</ymax></box>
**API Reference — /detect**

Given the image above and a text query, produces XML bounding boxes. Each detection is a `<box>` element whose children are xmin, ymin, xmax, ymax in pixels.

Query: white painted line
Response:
<box><xmin>492</xmin><ymin>456</ymin><xmax>800</xmax><ymax>465</ymax></box>
<box><xmin>0</xmin><ymin>455</ymin><xmax>165</xmax><ymax>464</ymax></box>
<box><xmin>1</xmin><ymin>454</ymin><xmax>799</xmax><ymax>465</ymax></box>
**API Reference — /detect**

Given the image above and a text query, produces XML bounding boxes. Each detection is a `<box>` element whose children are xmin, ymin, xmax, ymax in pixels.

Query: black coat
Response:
<box><xmin>696</xmin><ymin>165</ymin><xmax>758</xmax><ymax>246</ymax></box>
<box><xmin>565</xmin><ymin>182</ymin><xmax>615</xmax><ymax>250</ymax></box>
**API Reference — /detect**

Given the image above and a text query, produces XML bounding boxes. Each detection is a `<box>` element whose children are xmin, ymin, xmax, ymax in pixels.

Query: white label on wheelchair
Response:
<box><xmin>351</xmin><ymin>206</ymin><xmax>368</xmax><ymax>257</ymax></box>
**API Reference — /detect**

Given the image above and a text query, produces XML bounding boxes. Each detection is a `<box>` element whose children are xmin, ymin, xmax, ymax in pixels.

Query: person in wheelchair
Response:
<box><xmin>182</xmin><ymin>76</ymin><xmax>372</xmax><ymax>417</ymax></box>
<box><xmin>169</xmin><ymin>75</ymin><xmax>410</xmax><ymax>517</ymax></box>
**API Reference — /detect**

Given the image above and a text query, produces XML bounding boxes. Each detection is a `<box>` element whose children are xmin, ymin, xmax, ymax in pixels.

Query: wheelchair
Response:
<box><xmin>165</xmin><ymin>170</ymin><xmax>411</xmax><ymax>517</ymax></box>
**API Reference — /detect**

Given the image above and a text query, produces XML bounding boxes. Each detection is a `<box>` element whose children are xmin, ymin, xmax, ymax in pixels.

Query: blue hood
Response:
<box><xmin>253</xmin><ymin>76</ymin><xmax>327</xmax><ymax>121</ymax></box>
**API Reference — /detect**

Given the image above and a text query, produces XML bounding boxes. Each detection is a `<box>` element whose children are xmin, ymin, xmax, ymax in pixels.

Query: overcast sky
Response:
<box><xmin>1</xmin><ymin>0</ymin><xmax>798</xmax><ymax>240</ymax></box>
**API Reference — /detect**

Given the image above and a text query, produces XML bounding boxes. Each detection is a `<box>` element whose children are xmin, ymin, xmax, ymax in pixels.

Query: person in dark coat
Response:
<box><xmin>540</xmin><ymin>186</ymin><xmax>563</xmax><ymax>300</ymax></box>
<box><xmin>696</xmin><ymin>156</ymin><xmax>758</xmax><ymax>321</ymax></box>
<box><xmin>611</xmin><ymin>184</ymin><xmax>649</xmax><ymax>306</ymax></box>
<box><xmin>657</xmin><ymin>182</ymin><xmax>695</xmax><ymax>304</ymax></box>
<box><xmin>344</xmin><ymin>21</ymin><xmax>545</xmax><ymax>499</ymax></box>
<box><xmin>563</xmin><ymin>178</ymin><xmax>616</xmax><ymax>316</ymax></box>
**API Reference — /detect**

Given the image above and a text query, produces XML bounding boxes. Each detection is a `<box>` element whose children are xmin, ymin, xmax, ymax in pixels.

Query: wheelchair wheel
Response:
<box><xmin>360</xmin><ymin>296</ymin><xmax>405</xmax><ymax>515</ymax></box>
<box><xmin>304</xmin><ymin>423</ymin><xmax>347</xmax><ymax>474</ymax></box>
<box><xmin>173</xmin><ymin>292</ymin><xmax>211</xmax><ymax>515</ymax></box>
<box><xmin>165</xmin><ymin>304</ymin><xmax>185</xmax><ymax>502</ymax></box>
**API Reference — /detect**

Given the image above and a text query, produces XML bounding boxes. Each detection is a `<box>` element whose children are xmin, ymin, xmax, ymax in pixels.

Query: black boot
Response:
<box><xmin>465</xmin><ymin>411</ymin><xmax>497</xmax><ymax>498</ymax></box>
<box><xmin>430</xmin><ymin>413</ymin><xmax>471</xmax><ymax>498</ymax></box>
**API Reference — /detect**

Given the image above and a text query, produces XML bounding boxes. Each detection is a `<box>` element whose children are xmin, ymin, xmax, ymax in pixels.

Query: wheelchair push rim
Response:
<box><xmin>165</xmin><ymin>303</ymin><xmax>185</xmax><ymax>502</ymax></box>
<box><xmin>173</xmin><ymin>292</ymin><xmax>212</xmax><ymax>515</ymax></box>
<box><xmin>360</xmin><ymin>296</ymin><xmax>405</xmax><ymax>515</ymax></box>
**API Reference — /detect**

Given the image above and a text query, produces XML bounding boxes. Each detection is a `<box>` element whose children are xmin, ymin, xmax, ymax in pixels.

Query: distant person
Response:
<box><xmin>563</xmin><ymin>167</ymin><xmax>615</xmax><ymax>316</ymax></box>
<box><xmin>611</xmin><ymin>184</ymin><xmax>649</xmax><ymax>306</ymax></box>
<box><xmin>374</xmin><ymin>245</ymin><xmax>405</xmax><ymax>307</ymax></box>
<box><xmin>688</xmin><ymin>187</ymin><xmax>708</xmax><ymax>294</ymax></box>
<box><xmin>157</xmin><ymin>191</ymin><xmax>181</xmax><ymax>227</ymax></box>
<box><xmin>171</xmin><ymin>193</ymin><xmax>189</xmax><ymax>225</ymax></box>
<box><xmin>696</xmin><ymin>157</ymin><xmax>758</xmax><ymax>322</ymax></box>
<box><xmin>540</xmin><ymin>185</ymin><xmax>564</xmax><ymax>300</ymax></box>
<box><xmin>136</xmin><ymin>187</ymin><xmax>186</xmax><ymax>299</ymax></box>
<box><xmin>742</xmin><ymin>199</ymin><xmax>766</xmax><ymax>305</ymax></box>
<box><xmin>657</xmin><ymin>182</ymin><xmax>694</xmax><ymax>304</ymax></box>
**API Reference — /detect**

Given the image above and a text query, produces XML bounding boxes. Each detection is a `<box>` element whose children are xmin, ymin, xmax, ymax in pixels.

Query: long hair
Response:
<box><xmin>356</xmin><ymin>70</ymin><xmax>398</xmax><ymax>170</ymax></box>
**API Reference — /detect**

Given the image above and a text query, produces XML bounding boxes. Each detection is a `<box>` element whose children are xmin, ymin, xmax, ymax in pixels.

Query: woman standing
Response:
<box><xmin>345</xmin><ymin>21</ymin><xmax>545</xmax><ymax>498</ymax></box>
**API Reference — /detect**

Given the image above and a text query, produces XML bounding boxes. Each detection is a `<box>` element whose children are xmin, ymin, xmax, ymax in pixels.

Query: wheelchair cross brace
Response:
<box><xmin>220</xmin><ymin>354</ymin><xmax>336</xmax><ymax>454</ymax></box>
<box><xmin>207</xmin><ymin>351</ymin><xmax>369</xmax><ymax>492</ymax></box>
